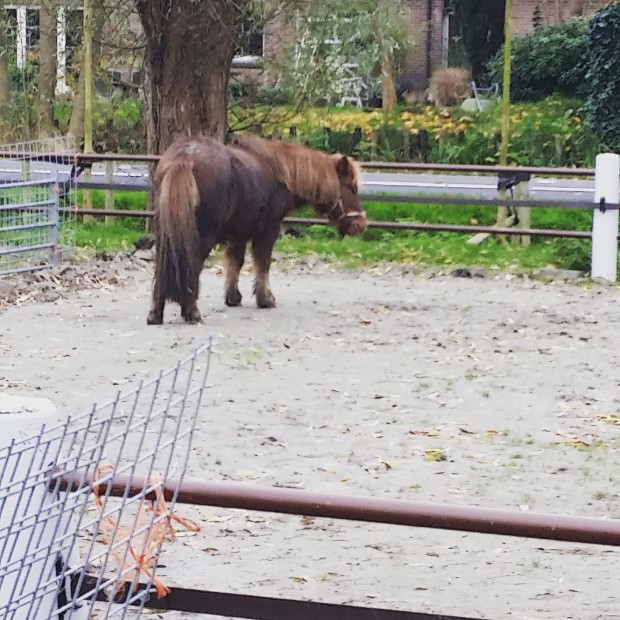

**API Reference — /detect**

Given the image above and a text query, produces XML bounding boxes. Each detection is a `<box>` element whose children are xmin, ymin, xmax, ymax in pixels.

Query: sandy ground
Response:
<box><xmin>2</xmin><ymin>253</ymin><xmax>620</xmax><ymax>620</ymax></box>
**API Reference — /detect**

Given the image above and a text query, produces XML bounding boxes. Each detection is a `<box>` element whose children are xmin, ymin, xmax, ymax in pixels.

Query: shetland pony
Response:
<box><xmin>147</xmin><ymin>135</ymin><xmax>368</xmax><ymax>325</ymax></box>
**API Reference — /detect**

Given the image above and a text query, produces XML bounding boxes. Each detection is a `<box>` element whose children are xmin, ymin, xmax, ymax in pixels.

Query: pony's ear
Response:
<box><xmin>333</xmin><ymin>154</ymin><xmax>361</xmax><ymax>186</ymax></box>
<box><xmin>334</xmin><ymin>155</ymin><xmax>353</xmax><ymax>178</ymax></box>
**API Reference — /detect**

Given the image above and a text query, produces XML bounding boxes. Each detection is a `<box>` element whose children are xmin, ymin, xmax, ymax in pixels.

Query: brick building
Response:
<box><xmin>3</xmin><ymin>1</ymin><xmax>613</xmax><ymax>95</ymax></box>
<box><xmin>258</xmin><ymin>0</ymin><xmax>611</xmax><ymax>92</ymax></box>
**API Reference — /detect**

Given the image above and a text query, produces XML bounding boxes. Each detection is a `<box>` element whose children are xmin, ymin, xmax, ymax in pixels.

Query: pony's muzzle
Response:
<box><xmin>337</xmin><ymin>211</ymin><xmax>368</xmax><ymax>237</ymax></box>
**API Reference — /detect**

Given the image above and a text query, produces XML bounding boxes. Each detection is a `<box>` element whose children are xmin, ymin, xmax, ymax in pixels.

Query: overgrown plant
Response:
<box><xmin>278</xmin><ymin>0</ymin><xmax>413</xmax><ymax>108</ymax></box>
<box><xmin>427</xmin><ymin>67</ymin><xmax>471</xmax><ymax>107</ymax></box>
<box><xmin>586</xmin><ymin>4</ymin><xmax>620</xmax><ymax>152</ymax></box>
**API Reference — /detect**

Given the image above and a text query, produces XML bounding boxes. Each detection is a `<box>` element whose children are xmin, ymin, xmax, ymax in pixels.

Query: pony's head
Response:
<box><xmin>229</xmin><ymin>136</ymin><xmax>368</xmax><ymax>237</ymax></box>
<box><xmin>327</xmin><ymin>154</ymin><xmax>368</xmax><ymax>237</ymax></box>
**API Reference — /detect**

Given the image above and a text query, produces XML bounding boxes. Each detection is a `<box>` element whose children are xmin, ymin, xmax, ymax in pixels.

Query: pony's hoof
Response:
<box><xmin>225</xmin><ymin>289</ymin><xmax>242</xmax><ymax>307</ymax></box>
<box><xmin>183</xmin><ymin>310</ymin><xmax>202</xmax><ymax>324</ymax></box>
<box><xmin>147</xmin><ymin>313</ymin><xmax>163</xmax><ymax>325</ymax></box>
<box><xmin>256</xmin><ymin>292</ymin><xmax>276</xmax><ymax>309</ymax></box>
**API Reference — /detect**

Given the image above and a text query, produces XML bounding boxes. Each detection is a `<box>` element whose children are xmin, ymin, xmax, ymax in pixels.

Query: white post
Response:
<box><xmin>16</xmin><ymin>7</ymin><xmax>27</xmax><ymax>70</ymax></box>
<box><xmin>55</xmin><ymin>6</ymin><xmax>71</xmax><ymax>96</ymax></box>
<box><xmin>591</xmin><ymin>153</ymin><xmax>620</xmax><ymax>283</ymax></box>
<box><xmin>0</xmin><ymin>394</ymin><xmax>88</xmax><ymax>620</ymax></box>
<box><xmin>442</xmin><ymin>11</ymin><xmax>450</xmax><ymax>67</ymax></box>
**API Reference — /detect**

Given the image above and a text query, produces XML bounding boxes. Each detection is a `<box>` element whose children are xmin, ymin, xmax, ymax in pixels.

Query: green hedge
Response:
<box><xmin>586</xmin><ymin>3</ymin><xmax>620</xmax><ymax>151</ymax></box>
<box><xmin>487</xmin><ymin>18</ymin><xmax>590</xmax><ymax>102</ymax></box>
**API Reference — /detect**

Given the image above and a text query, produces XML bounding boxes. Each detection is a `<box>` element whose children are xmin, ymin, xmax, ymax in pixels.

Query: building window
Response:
<box><xmin>65</xmin><ymin>8</ymin><xmax>83</xmax><ymax>68</ymax></box>
<box><xmin>236</xmin><ymin>18</ymin><xmax>264</xmax><ymax>57</ymax></box>
<box><xmin>25</xmin><ymin>8</ymin><xmax>39</xmax><ymax>49</ymax></box>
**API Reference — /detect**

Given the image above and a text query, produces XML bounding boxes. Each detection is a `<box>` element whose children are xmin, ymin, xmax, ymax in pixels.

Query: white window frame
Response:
<box><xmin>5</xmin><ymin>4</ymin><xmax>81</xmax><ymax>94</ymax></box>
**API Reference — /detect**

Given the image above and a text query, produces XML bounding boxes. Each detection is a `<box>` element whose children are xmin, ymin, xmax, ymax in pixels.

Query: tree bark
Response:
<box><xmin>67</xmin><ymin>46</ymin><xmax>86</xmax><ymax>146</ymax></box>
<box><xmin>37</xmin><ymin>0</ymin><xmax>58</xmax><ymax>137</ymax></box>
<box><xmin>0</xmin><ymin>2</ymin><xmax>11</xmax><ymax>140</ymax></box>
<box><xmin>137</xmin><ymin>0</ymin><xmax>246</xmax><ymax>154</ymax></box>
<box><xmin>381</xmin><ymin>64</ymin><xmax>397</xmax><ymax>112</ymax></box>
<box><xmin>67</xmin><ymin>0</ymin><xmax>106</xmax><ymax>147</ymax></box>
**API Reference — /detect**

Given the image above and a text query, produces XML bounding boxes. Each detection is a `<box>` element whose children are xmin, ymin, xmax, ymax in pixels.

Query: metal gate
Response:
<box><xmin>0</xmin><ymin>137</ymin><xmax>77</xmax><ymax>275</ymax></box>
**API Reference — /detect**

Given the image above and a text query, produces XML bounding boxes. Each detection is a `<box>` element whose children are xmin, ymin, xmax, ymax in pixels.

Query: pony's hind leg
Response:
<box><xmin>180</xmin><ymin>237</ymin><xmax>214</xmax><ymax>323</ymax></box>
<box><xmin>181</xmin><ymin>299</ymin><xmax>202</xmax><ymax>323</ymax></box>
<box><xmin>181</xmin><ymin>247</ymin><xmax>209</xmax><ymax>323</ymax></box>
<box><xmin>251</xmin><ymin>228</ymin><xmax>279</xmax><ymax>309</ymax></box>
<box><xmin>224</xmin><ymin>240</ymin><xmax>247</xmax><ymax>307</ymax></box>
<box><xmin>147</xmin><ymin>274</ymin><xmax>165</xmax><ymax>325</ymax></box>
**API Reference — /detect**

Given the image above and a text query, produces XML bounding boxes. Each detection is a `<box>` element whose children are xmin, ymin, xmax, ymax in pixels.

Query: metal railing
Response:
<box><xmin>0</xmin><ymin>151</ymin><xmax>611</xmax><ymax>243</ymax></box>
<box><xmin>57</xmin><ymin>470</ymin><xmax>620</xmax><ymax>619</ymax></box>
<box><xmin>0</xmin><ymin>178</ymin><xmax>61</xmax><ymax>275</ymax></box>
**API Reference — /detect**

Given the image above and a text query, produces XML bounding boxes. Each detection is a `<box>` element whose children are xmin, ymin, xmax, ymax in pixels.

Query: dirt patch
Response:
<box><xmin>1</xmin><ymin>255</ymin><xmax>620</xmax><ymax>619</ymax></box>
<box><xmin>0</xmin><ymin>250</ymin><xmax>150</xmax><ymax>310</ymax></box>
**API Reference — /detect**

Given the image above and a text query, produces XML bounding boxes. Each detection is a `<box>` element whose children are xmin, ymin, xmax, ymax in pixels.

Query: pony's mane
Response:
<box><xmin>231</xmin><ymin>135</ymin><xmax>359</xmax><ymax>206</ymax></box>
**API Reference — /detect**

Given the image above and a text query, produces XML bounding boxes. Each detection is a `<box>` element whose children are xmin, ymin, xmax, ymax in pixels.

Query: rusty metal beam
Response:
<box><xmin>76</xmin><ymin>574</ymin><xmax>479</xmax><ymax>619</ymax></box>
<box><xmin>144</xmin><ymin>588</ymin><xmax>479</xmax><ymax>619</ymax></box>
<box><xmin>58</xmin><ymin>472</ymin><xmax>620</xmax><ymax>547</ymax></box>
<box><xmin>70</xmin><ymin>180</ymin><xmax>605</xmax><ymax>211</ymax></box>
<box><xmin>0</xmin><ymin>150</ymin><xmax>596</xmax><ymax>176</ymax></box>
<box><xmin>359</xmin><ymin>161</ymin><xmax>595</xmax><ymax>177</ymax></box>
<box><xmin>55</xmin><ymin>208</ymin><xmax>594</xmax><ymax>239</ymax></box>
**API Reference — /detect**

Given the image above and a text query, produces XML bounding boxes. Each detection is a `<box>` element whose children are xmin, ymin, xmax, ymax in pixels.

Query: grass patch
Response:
<box><xmin>71</xmin><ymin>189</ymin><xmax>150</xmax><ymax>251</ymax></box>
<box><xmin>75</xmin><ymin>189</ymin><xmax>149</xmax><ymax>211</ymax></box>
<box><xmin>275</xmin><ymin>229</ymin><xmax>590</xmax><ymax>272</ymax></box>
<box><xmin>70</xmin><ymin>192</ymin><xmax>593</xmax><ymax>274</ymax></box>
<box><xmin>74</xmin><ymin>221</ymin><xmax>147</xmax><ymax>252</ymax></box>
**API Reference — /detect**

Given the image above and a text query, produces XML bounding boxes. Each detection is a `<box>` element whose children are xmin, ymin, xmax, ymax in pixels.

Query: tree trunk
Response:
<box><xmin>137</xmin><ymin>0</ymin><xmax>246</xmax><ymax>154</ymax></box>
<box><xmin>0</xmin><ymin>3</ymin><xmax>11</xmax><ymax>141</ymax></box>
<box><xmin>372</xmin><ymin>7</ymin><xmax>398</xmax><ymax>112</ymax></box>
<box><xmin>381</xmin><ymin>59</ymin><xmax>398</xmax><ymax>112</ymax></box>
<box><xmin>67</xmin><ymin>47</ymin><xmax>85</xmax><ymax>146</ymax></box>
<box><xmin>37</xmin><ymin>1</ymin><xmax>58</xmax><ymax>137</ymax></box>
<box><xmin>67</xmin><ymin>1</ymin><xmax>105</xmax><ymax>147</ymax></box>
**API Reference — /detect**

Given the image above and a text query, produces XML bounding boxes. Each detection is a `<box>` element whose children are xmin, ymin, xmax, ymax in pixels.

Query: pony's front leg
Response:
<box><xmin>224</xmin><ymin>240</ymin><xmax>247</xmax><ymax>307</ymax></box>
<box><xmin>251</xmin><ymin>228</ymin><xmax>279</xmax><ymax>309</ymax></box>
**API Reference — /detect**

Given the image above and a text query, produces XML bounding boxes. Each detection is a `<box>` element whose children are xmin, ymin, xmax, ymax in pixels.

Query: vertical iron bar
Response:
<box><xmin>50</xmin><ymin>175</ymin><xmax>60</xmax><ymax>267</ymax></box>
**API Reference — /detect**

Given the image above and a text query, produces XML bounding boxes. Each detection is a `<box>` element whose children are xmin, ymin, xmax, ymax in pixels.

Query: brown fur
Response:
<box><xmin>147</xmin><ymin>135</ymin><xmax>368</xmax><ymax>325</ymax></box>
<box><xmin>152</xmin><ymin>158</ymin><xmax>202</xmax><ymax>313</ymax></box>
<box><xmin>231</xmin><ymin>135</ymin><xmax>361</xmax><ymax>208</ymax></box>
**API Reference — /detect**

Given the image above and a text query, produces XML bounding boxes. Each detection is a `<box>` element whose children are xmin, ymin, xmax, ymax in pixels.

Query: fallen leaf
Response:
<box><xmin>424</xmin><ymin>449</ymin><xmax>447</xmax><ymax>462</ymax></box>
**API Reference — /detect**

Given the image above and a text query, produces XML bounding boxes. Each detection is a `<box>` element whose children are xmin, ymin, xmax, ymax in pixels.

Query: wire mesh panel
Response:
<box><xmin>0</xmin><ymin>137</ymin><xmax>77</xmax><ymax>275</ymax></box>
<box><xmin>0</xmin><ymin>342</ymin><xmax>212</xmax><ymax>620</ymax></box>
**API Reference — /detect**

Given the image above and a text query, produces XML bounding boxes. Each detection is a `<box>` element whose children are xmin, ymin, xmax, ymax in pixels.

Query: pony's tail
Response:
<box><xmin>153</xmin><ymin>160</ymin><xmax>201</xmax><ymax>305</ymax></box>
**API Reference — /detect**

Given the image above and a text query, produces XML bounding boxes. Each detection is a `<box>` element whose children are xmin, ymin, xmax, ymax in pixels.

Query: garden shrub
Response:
<box><xmin>487</xmin><ymin>18</ymin><xmax>590</xmax><ymax>102</ymax></box>
<box><xmin>92</xmin><ymin>96</ymin><xmax>145</xmax><ymax>153</ymax></box>
<box><xmin>586</xmin><ymin>4</ymin><xmax>620</xmax><ymax>152</ymax></box>
<box><xmin>265</xmin><ymin>97</ymin><xmax>601</xmax><ymax>167</ymax></box>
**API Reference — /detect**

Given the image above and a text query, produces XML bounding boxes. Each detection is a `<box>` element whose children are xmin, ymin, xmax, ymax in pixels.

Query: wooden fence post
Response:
<box><xmin>514</xmin><ymin>177</ymin><xmax>531</xmax><ymax>247</ymax></box>
<box><xmin>104</xmin><ymin>160</ymin><xmax>115</xmax><ymax>226</ymax></box>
